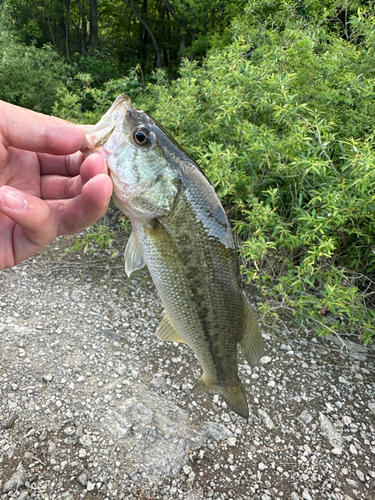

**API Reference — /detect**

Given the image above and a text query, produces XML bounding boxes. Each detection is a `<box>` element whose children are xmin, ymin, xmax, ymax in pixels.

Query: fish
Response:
<box><xmin>85</xmin><ymin>94</ymin><xmax>264</xmax><ymax>418</ymax></box>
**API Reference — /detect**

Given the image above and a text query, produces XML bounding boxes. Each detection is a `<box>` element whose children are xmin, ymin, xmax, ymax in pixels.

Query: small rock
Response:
<box><xmin>338</xmin><ymin>376</ymin><xmax>350</xmax><ymax>385</ymax></box>
<box><xmin>260</xmin><ymin>356</ymin><xmax>272</xmax><ymax>365</ymax></box>
<box><xmin>356</xmin><ymin>470</ymin><xmax>365</xmax><ymax>482</ymax></box>
<box><xmin>2</xmin><ymin>462</ymin><xmax>26</xmax><ymax>493</ymax></box>
<box><xmin>302</xmin><ymin>489</ymin><xmax>313</xmax><ymax>500</ymax></box>
<box><xmin>42</xmin><ymin>374</ymin><xmax>53</xmax><ymax>383</ymax></box>
<box><xmin>227</xmin><ymin>437</ymin><xmax>237</xmax><ymax>447</ymax></box>
<box><xmin>346</xmin><ymin>478</ymin><xmax>358</xmax><ymax>488</ymax></box>
<box><xmin>258</xmin><ymin>409</ymin><xmax>275</xmax><ymax>429</ymax></box>
<box><xmin>349</xmin><ymin>444</ymin><xmax>358</xmax><ymax>455</ymax></box>
<box><xmin>183</xmin><ymin>465</ymin><xmax>192</xmax><ymax>475</ymax></box>
<box><xmin>79</xmin><ymin>436</ymin><xmax>92</xmax><ymax>447</ymax></box>
<box><xmin>258</xmin><ymin>462</ymin><xmax>267</xmax><ymax>471</ymax></box>
<box><xmin>331</xmin><ymin>447</ymin><xmax>343</xmax><ymax>456</ymax></box>
<box><xmin>114</xmin><ymin>360</ymin><xmax>126</xmax><ymax>376</ymax></box>
<box><xmin>299</xmin><ymin>410</ymin><xmax>313</xmax><ymax>425</ymax></box>
<box><xmin>319</xmin><ymin>412</ymin><xmax>344</xmax><ymax>447</ymax></box>
<box><xmin>47</xmin><ymin>440</ymin><xmax>56</xmax><ymax>453</ymax></box>
<box><xmin>63</xmin><ymin>426</ymin><xmax>75</xmax><ymax>436</ymax></box>
<box><xmin>87</xmin><ymin>481</ymin><xmax>95</xmax><ymax>491</ymax></box>
<box><xmin>201</xmin><ymin>422</ymin><xmax>232</xmax><ymax>442</ymax></box>
<box><xmin>4</xmin><ymin>415</ymin><xmax>18</xmax><ymax>429</ymax></box>
<box><xmin>77</xmin><ymin>473</ymin><xmax>88</xmax><ymax>486</ymax></box>
<box><xmin>290</xmin><ymin>493</ymin><xmax>299</xmax><ymax>500</ymax></box>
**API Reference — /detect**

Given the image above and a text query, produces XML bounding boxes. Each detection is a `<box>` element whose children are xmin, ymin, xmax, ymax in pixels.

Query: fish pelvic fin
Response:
<box><xmin>239</xmin><ymin>294</ymin><xmax>264</xmax><ymax>368</ymax></box>
<box><xmin>124</xmin><ymin>231</ymin><xmax>145</xmax><ymax>277</ymax></box>
<box><xmin>156</xmin><ymin>311</ymin><xmax>185</xmax><ymax>343</ymax></box>
<box><xmin>192</xmin><ymin>375</ymin><xmax>249</xmax><ymax>419</ymax></box>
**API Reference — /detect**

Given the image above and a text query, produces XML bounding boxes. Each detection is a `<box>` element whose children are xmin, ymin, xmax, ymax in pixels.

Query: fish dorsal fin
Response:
<box><xmin>156</xmin><ymin>311</ymin><xmax>185</xmax><ymax>343</ymax></box>
<box><xmin>239</xmin><ymin>294</ymin><xmax>264</xmax><ymax>368</ymax></box>
<box><xmin>124</xmin><ymin>232</ymin><xmax>145</xmax><ymax>277</ymax></box>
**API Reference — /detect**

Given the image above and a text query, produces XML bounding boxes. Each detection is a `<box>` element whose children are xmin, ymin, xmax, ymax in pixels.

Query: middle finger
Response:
<box><xmin>40</xmin><ymin>175</ymin><xmax>83</xmax><ymax>200</ymax></box>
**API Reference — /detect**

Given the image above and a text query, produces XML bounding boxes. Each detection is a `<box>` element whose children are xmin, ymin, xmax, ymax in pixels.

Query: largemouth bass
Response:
<box><xmin>86</xmin><ymin>94</ymin><xmax>264</xmax><ymax>418</ymax></box>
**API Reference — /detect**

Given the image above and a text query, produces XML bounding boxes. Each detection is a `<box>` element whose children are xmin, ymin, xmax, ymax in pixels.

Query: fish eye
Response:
<box><xmin>134</xmin><ymin>127</ymin><xmax>150</xmax><ymax>146</ymax></box>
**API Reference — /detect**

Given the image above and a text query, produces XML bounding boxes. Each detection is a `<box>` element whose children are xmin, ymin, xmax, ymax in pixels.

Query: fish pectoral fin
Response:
<box><xmin>239</xmin><ymin>294</ymin><xmax>264</xmax><ymax>368</ymax></box>
<box><xmin>192</xmin><ymin>375</ymin><xmax>249</xmax><ymax>419</ymax></box>
<box><xmin>124</xmin><ymin>232</ymin><xmax>145</xmax><ymax>277</ymax></box>
<box><xmin>156</xmin><ymin>311</ymin><xmax>185</xmax><ymax>343</ymax></box>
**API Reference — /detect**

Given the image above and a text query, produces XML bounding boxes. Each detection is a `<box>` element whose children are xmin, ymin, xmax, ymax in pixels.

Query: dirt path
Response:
<box><xmin>1</xmin><ymin>234</ymin><xmax>375</xmax><ymax>500</ymax></box>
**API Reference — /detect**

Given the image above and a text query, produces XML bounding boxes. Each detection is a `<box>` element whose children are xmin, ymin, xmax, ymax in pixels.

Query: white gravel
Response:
<box><xmin>1</xmin><ymin>233</ymin><xmax>375</xmax><ymax>500</ymax></box>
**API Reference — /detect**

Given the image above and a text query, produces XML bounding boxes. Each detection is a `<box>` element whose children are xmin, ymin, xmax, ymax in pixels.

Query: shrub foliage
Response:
<box><xmin>2</xmin><ymin>1</ymin><xmax>375</xmax><ymax>343</ymax></box>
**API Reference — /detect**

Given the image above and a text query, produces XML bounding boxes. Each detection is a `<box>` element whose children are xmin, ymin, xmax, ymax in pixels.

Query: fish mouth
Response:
<box><xmin>84</xmin><ymin>94</ymin><xmax>132</xmax><ymax>157</ymax></box>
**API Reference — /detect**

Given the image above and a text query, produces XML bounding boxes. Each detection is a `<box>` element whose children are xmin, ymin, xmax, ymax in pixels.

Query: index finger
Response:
<box><xmin>0</xmin><ymin>100</ymin><xmax>89</xmax><ymax>156</ymax></box>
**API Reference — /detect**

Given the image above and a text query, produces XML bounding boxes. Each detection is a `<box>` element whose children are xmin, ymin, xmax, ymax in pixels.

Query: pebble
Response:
<box><xmin>260</xmin><ymin>356</ymin><xmax>272</xmax><ymax>364</ymax></box>
<box><xmin>319</xmin><ymin>412</ymin><xmax>344</xmax><ymax>447</ymax></box>
<box><xmin>114</xmin><ymin>360</ymin><xmax>126</xmax><ymax>376</ymax></box>
<box><xmin>349</xmin><ymin>444</ymin><xmax>357</xmax><ymax>455</ymax></box>
<box><xmin>227</xmin><ymin>437</ymin><xmax>237</xmax><ymax>447</ymax></box>
<box><xmin>87</xmin><ymin>481</ymin><xmax>95</xmax><ymax>491</ymax></box>
<box><xmin>64</xmin><ymin>426</ymin><xmax>75</xmax><ymax>436</ymax></box>
<box><xmin>77</xmin><ymin>473</ymin><xmax>88</xmax><ymax>486</ymax></box>
<box><xmin>299</xmin><ymin>410</ymin><xmax>313</xmax><ymax>424</ymax></box>
<box><xmin>356</xmin><ymin>469</ymin><xmax>365</xmax><ymax>482</ymax></box>
<box><xmin>302</xmin><ymin>489</ymin><xmax>313</xmax><ymax>500</ymax></box>
<box><xmin>2</xmin><ymin>462</ymin><xmax>26</xmax><ymax>493</ymax></box>
<box><xmin>258</xmin><ymin>409</ymin><xmax>275</xmax><ymax>429</ymax></box>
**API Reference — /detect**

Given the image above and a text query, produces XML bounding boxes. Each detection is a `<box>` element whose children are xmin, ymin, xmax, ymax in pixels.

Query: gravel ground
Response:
<box><xmin>1</xmin><ymin>233</ymin><xmax>375</xmax><ymax>500</ymax></box>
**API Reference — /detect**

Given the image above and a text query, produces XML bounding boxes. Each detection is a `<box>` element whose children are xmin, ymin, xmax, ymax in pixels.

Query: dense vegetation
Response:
<box><xmin>1</xmin><ymin>1</ymin><xmax>375</xmax><ymax>344</ymax></box>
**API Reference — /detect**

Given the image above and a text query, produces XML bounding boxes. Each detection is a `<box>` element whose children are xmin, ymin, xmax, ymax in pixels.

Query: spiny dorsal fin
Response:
<box><xmin>124</xmin><ymin>232</ymin><xmax>145</xmax><ymax>277</ymax></box>
<box><xmin>156</xmin><ymin>311</ymin><xmax>185</xmax><ymax>343</ymax></box>
<box><xmin>239</xmin><ymin>294</ymin><xmax>264</xmax><ymax>368</ymax></box>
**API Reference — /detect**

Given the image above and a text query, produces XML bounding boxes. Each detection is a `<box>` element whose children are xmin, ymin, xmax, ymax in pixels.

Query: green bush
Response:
<box><xmin>54</xmin><ymin>0</ymin><xmax>375</xmax><ymax>344</ymax></box>
<box><xmin>0</xmin><ymin>5</ymin><xmax>67</xmax><ymax>114</ymax></box>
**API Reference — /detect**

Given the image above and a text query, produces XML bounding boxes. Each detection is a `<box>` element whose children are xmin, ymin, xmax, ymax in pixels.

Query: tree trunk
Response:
<box><xmin>163</xmin><ymin>0</ymin><xmax>186</xmax><ymax>61</ymax></box>
<box><xmin>76</xmin><ymin>0</ymin><xmax>88</xmax><ymax>57</ymax></box>
<box><xmin>124</xmin><ymin>0</ymin><xmax>162</xmax><ymax>68</ymax></box>
<box><xmin>88</xmin><ymin>0</ymin><xmax>98</xmax><ymax>53</ymax></box>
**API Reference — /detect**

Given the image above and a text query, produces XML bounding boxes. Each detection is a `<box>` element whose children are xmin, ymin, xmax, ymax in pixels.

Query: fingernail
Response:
<box><xmin>0</xmin><ymin>187</ymin><xmax>27</xmax><ymax>210</ymax></box>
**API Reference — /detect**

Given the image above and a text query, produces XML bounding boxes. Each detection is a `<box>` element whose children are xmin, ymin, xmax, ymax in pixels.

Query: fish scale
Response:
<box><xmin>86</xmin><ymin>94</ymin><xmax>264</xmax><ymax>418</ymax></box>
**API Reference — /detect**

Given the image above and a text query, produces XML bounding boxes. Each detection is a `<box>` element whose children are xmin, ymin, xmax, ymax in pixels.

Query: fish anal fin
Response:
<box><xmin>192</xmin><ymin>375</ymin><xmax>249</xmax><ymax>419</ymax></box>
<box><xmin>156</xmin><ymin>311</ymin><xmax>185</xmax><ymax>343</ymax></box>
<box><xmin>192</xmin><ymin>374</ymin><xmax>213</xmax><ymax>395</ymax></box>
<box><xmin>239</xmin><ymin>294</ymin><xmax>264</xmax><ymax>368</ymax></box>
<box><xmin>124</xmin><ymin>232</ymin><xmax>145</xmax><ymax>277</ymax></box>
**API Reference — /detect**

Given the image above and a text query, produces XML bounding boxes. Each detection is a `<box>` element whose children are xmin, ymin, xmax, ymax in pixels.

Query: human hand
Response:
<box><xmin>0</xmin><ymin>101</ymin><xmax>113</xmax><ymax>270</ymax></box>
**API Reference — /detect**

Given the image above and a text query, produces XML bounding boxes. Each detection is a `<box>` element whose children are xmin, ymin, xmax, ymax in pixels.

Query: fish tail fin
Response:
<box><xmin>192</xmin><ymin>375</ymin><xmax>249</xmax><ymax>419</ymax></box>
<box><xmin>219</xmin><ymin>382</ymin><xmax>249</xmax><ymax>419</ymax></box>
<box><xmin>239</xmin><ymin>294</ymin><xmax>264</xmax><ymax>368</ymax></box>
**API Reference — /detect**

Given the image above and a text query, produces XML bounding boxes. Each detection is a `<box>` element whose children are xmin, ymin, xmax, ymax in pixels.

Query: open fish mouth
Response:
<box><xmin>85</xmin><ymin>94</ymin><xmax>132</xmax><ymax>158</ymax></box>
